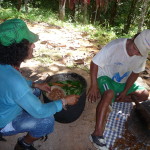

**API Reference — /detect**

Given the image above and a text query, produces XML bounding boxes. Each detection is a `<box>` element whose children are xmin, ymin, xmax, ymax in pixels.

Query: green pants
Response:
<box><xmin>97</xmin><ymin>76</ymin><xmax>145</xmax><ymax>102</ymax></box>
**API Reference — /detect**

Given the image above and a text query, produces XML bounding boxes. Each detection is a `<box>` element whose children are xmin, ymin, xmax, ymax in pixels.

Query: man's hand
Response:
<box><xmin>115</xmin><ymin>91</ymin><xmax>132</xmax><ymax>102</ymax></box>
<box><xmin>87</xmin><ymin>61</ymin><xmax>100</xmax><ymax>103</ymax></box>
<box><xmin>33</xmin><ymin>83</ymin><xmax>51</xmax><ymax>93</ymax></box>
<box><xmin>87</xmin><ymin>85</ymin><xmax>100</xmax><ymax>103</ymax></box>
<box><xmin>115</xmin><ymin>72</ymin><xmax>139</xmax><ymax>102</ymax></box>
<box><xmin>64</xmin><ymin>95</ymin><xmax>80</xmax><ymax>105</ymax></box>
<box><xmin>115</xmin><ymin>91</ymin><xmax>126</xmax><ymax>102</ymax></box>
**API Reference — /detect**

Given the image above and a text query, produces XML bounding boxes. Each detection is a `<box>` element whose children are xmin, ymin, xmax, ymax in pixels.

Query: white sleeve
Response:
<box><xmin>133</xmin><ymin>59</ymin><xmax>146</xmax><ymax>73</ymax></box>
<box><xmin>92</xmin><ymin>47</ymin><xmax>108</xmax><ymax>67</ymax></box>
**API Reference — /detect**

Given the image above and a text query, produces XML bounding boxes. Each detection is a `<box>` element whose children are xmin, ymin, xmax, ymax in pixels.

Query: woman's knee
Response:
<box><xmin>29</xmin><ymin>116</ymin><xmax>55</xmax><ymax>138</ymax></box>
<box><xmin>41</xmin><ymin>116</ymin><xmax>55</xmax><ymax>132</ymax></box>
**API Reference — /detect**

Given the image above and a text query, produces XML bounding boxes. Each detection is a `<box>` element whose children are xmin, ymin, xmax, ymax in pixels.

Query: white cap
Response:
<box><xmin>134</xmin><ymin>29</ymin><xmax>150</xmax><ymax>56</ymax></box>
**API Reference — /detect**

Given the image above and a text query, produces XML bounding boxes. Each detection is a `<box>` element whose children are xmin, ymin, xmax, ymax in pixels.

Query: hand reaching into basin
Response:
<box><xmin>33</xmin><ymin>82</ymin><xmax>51</xmax><ymax>93</ymax></box>
<box><xmin>62</xmin><ymin>95</ymin><xmax>80</xmax><ymax>106</ymax></box>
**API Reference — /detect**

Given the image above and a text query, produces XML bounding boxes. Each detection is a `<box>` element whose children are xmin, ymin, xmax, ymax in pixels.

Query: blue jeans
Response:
<box><xmin>33</xmin><ymin>87</ymin><xmax>41</xmax><ymax>97</ymax></box>
<box><xmin>1</xmin><ymin>111</ymin><xmax>55</xmax><ymax>138</ymax></box>
<box><xmin>0</xmin><ymin>87</ymin><xmax>55</xmax><ymax>138</ymax></box>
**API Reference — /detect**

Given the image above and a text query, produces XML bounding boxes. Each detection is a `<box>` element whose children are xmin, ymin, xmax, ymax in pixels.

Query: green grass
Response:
<box><xmin>0</xmin><ymin>6</ymin><xmax>138</xmax><ymax>45</ymax></box>
<box><xmin>0</xmin><ymin>6</ymin><xmax>139</xmax><ymax>51</ymax></box>
<box><xmin>0</xmin><ymin>7</ymin><xmax>139</xmax><ymax>50</ymax></box>
<box><xmin>0</xmin><ymin>7</ymin><xmax>118</xmax><ymax>45</ymax></box>
<box><xmin>33</xmin><ymin>56</ymin><xmax>53</xmax><ymax>64</ymax></box>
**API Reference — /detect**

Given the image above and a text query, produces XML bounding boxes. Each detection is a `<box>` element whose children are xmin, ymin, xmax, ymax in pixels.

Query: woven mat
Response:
<box><xmin>103</xmin><ymin>102</ymin><xmax>133</xmax><ymax>149</ymax></box>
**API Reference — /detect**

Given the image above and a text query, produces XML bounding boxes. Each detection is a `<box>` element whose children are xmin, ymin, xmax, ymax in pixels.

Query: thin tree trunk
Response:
<box><xmin>123</xmin><ymin>0</ymin><xmax>138</xmax><ymax>34</ymax></box>
<box><xmin>69</xmin><ymin>0</ymin><xmax>76</xmax><ymax>21</ymax></box>
<box><xmin>138</xmin><ymin>0</ymin><xmax>150</xmax><ymax>32</ymax></box>
<box><xmin>59</xmin><ymin>0</ymin><xmax>67</xmax><ymax>20</ymax></box>
<box><xmin>0</xmin><ymin>0</ymin><xmax>3</xmax><ymax>8</ymax></box>
<box><xmin>109</xmin><ymin>1</ymin><xmax>118</xmax><ymax>26</ymax></box>
<box><xmin>83</xmin><ymin>0</ymin><xmax>88</xmax><ymax>24</ymax></box>
<box><xmin>94</xmin><ymin>6</ymin><xmax>99</xmax><ymax>24</ymax></box>
<box><xmin>77</xmin><ymin>1</ymin><xmax>80</xmax><ymax>21</ymax></box>
<box><xmin>17</xmin><ymin>0</ymin><xmax>22</xmax><ymax>11</ymax></box>
<box><xmin>24</xmin><ymin>0</ymin><xmax>30</xmax><ymax>13</ymax></box>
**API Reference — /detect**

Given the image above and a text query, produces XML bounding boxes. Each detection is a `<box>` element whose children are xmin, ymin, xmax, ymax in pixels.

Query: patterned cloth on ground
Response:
<box><xmin>103</xmin><ymin>102</ymin><xmax>133</xmax><ymax>149</ymax></box>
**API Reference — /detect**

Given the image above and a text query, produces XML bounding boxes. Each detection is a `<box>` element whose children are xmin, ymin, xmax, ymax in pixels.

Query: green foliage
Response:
<box><xmin>73</xmin><ymin>24</ymin><xmax>116</xmax><ymax>45</ymax></box>
<box><xmin>0</xmin><ymin>7</ymin><xmax>59</xmax><ymax>24</ymax></box>
<box><xmin>0</xmin><ymin>0</ymin><xmax>143</xmax><ymax>45</ymax></box>
<box><xmin>0</xmin><ymin>6</ymin><xmax>129</xmax><ymax>46</ymax></box>
<box><xmin>52</xmin><ymin>80</ymin><xmax>83</xmax><ymax>95</ymax></box>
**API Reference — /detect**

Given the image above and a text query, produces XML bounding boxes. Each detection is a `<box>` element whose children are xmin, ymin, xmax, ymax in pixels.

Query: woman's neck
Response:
<box><xmin>12</xmin><ymin>65</ymin><xmax>21</xmax><ymax>72</ymax></box>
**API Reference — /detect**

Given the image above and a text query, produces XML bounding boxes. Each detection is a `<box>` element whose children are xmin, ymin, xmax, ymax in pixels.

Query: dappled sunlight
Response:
<box><xmin>50</xmin><ymin>65</ymin><xmax>60</xmax><ymax>72</ymax></box>
<box><xmin>21</xmin><ymin>22</ymin><xmax>150</xmax><ymax>92</ymax></box>
<box><xmin>20</xmin><ymin>22</ymin><xmax>99</xmax><ymax>78</ymax></box>
<box><xmin>21</xmin><ymin>61</ymin><xmax>90</xmax><ymax>84</ymax></box>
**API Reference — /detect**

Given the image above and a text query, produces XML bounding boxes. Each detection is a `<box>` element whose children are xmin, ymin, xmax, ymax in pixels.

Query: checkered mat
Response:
<box><xmin>103</xmin><ymin>102</ymin><xmax>133</xmax><ymax>149</ymax></box>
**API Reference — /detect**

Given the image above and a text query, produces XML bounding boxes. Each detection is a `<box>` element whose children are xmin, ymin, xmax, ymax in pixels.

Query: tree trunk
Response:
<box><xmin>138</xmin><ymin>0</ymin><xmax>150</xmax><ymax>32</ymax></box>
<box><xmin>68</xmin><ymin>0</ymin><xmax>76</xmax><ymax>21</ymax></box>
<box><xmin>24</xmin><ymin>0</ymin><xmax>30</xmax><ymax>13</ymax></box>
<box><xmin>59</xmin><ymin>0</ymin><xmax>67</xmax><ymax>20</ymax></box>
<box><xmin>0</xmin><ymin>0</ymin><xmax>3</xmax><ymax>8</ymax></box>
<box><xmin>109</xmin><ymin>1</ymin><xmax>118</xmax><ymax>26</ymax></box>
<box><xmin>83</xmin><ymin>0</ymin><xmax>88</xmax><ymax>24</ymax></box>
<box><xmin>17</xmin><ymin>0</ymin><xmax>22</xmax><ymax>11</ymax></box>
<box><xmin>94</xmin><ymin>6</ymin><xmax>99</xmax><ymax>24</ymax></box>
<box><xmin>123</xmin><ymin>0</ymin><xmax>138</xmax><ymax>34</ymax></box>
<box><xmin>90</xmin><ymin>0</ymin><xmax>97</xmax><ymax>24</ymax></box>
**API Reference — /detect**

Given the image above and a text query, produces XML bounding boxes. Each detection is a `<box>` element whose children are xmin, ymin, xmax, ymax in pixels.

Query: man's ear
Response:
<box><xmin>132</xmin><ymin>32</ymin><xmax>140</xmax><ymax>40</ymax></box>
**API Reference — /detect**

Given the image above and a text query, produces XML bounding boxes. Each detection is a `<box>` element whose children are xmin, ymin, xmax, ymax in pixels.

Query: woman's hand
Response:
<box><xmin>33</xmin><ymin>83</ymin><xmax>51</xmax><ymax>93</ymax></box>
<box><xmin>87</xmin><ymin>85</ymin><xmax>100</xmax><ymax>103</ymax></box>
<box><xmin>64</xmin><ymin>95</ymin><xmax>80</xmax><ymax>106</ymax></box>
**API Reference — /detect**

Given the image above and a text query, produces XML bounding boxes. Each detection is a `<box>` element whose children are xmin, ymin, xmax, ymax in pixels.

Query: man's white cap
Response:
<box><xmin>134</xmin><ymin>29</ymin><xmax>150</xmax><ymax>57</ymax></box>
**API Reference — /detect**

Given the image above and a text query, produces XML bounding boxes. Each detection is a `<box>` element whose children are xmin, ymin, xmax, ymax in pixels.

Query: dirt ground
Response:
<box><xmin>0</xmin><ymin>21</ymin><xmax>150</xmax><ymax>150</ymax></box>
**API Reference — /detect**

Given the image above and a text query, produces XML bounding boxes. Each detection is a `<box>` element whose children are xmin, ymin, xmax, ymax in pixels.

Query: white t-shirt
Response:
<box><xmin>92</xmin><ymin>38</ymin><xmax>147</xmax><ymax>83</ymax></box>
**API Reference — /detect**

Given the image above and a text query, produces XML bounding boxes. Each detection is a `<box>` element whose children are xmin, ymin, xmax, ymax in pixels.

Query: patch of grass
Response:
<box><xmin>77</xmin><ymin>64</ymin><xmax>90</xmax><ymax>74</ymax></box>
<box><xmin>66</xmin><ymin>23</ymin><xmax>117</xmax><ymax>45</ymax></box>
<box><xmin>0</xmin><ymin>7</ymin><xmax>118</xmax><ymax>45</ymax></box>
<box><xmin>2</xmin><ymin>6</ymin><xmax>136</xmax><ymax>47</ymax></box>
<box><xmin>34</xmin><ymin>48</ymin><xmax>64</xmax><ymax>64</ymax></box>
<box><xmin>33</xmin><ymin>56</ymin><xmax>53</xmax><ymax>64</ymax></box>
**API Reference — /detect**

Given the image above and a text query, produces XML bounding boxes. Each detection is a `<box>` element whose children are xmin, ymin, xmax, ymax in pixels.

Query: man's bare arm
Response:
<box><xmin>116</xmin><ymin>72</ymin><xmax>139</xmax><ymax>101</ymax></box>
<box><xmin>87</xmin><ymin>61</ymin><xmax>100</xmax><ymax>102</ymax></box>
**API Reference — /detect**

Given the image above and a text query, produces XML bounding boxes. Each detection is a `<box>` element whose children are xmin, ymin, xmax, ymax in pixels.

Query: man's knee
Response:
<box><xmin>103</xmin><ymin>90</ymin><xmax>114</xmax><ymax>99</ymax></box>
<box><xmin>100</xmin><ymin>90</ymin><xmax>114</xmax><ymax>107</ymax></box>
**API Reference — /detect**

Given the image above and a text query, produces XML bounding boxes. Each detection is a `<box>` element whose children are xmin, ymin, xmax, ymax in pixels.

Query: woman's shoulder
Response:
<box><xmin>0</xmin><ymin>65</ymin><xmax>27</xmax><ymax>88</ymax></box>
